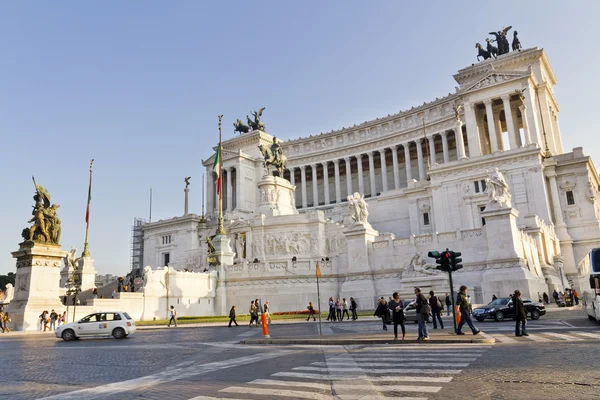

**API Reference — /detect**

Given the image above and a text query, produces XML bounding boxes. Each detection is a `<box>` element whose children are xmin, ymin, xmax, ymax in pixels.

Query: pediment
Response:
<box><xmin>461</xmin><ymin>71</ymin><xmax>529</xmax><ymax>94</ymax></box>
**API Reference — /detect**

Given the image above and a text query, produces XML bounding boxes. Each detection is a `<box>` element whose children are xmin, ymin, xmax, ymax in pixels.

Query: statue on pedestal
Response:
<box><xmin>347</xmin><ymin>192</ymin><xmax>369</xmax><ymax>225</ymax></box>
<box><xmin>184</xmin><ymin>177</ymin><xmax>191</xmax><ymax>188</ymax></box>
<box><xmin>21</xmin><ymin>178</ymin><xmax>62</xmax><ymax>245</ymax></box>
<box><xmin>488</xmin><ymin>26</ymin><xmax>511</xmax><ymax>55</ymax></box>
<box><xmin>233</xmin><ymin>119</ymin><xmax>250</xmax><ymax>134</ymax></box>
<box><xmin>485</xmin><ymin>168</ymin><xmax>512</xmax><ymax>208</ymax></box>
<box><xmin>258</xmin><ymin>137</ymin><xmax>288</xmax><ymax>177</ymax></box>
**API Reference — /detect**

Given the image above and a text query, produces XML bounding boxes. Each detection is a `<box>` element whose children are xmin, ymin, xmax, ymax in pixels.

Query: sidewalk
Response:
<box><xmin>242</xmin><ymin>330</ymin><xmax>495</xmax><ymax>345</ymax></box>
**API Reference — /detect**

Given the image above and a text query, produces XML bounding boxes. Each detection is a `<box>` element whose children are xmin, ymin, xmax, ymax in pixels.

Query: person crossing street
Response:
<box><xmin>514</xmin><ymin>290</ymin><xmax>528</xmax><ymax>337</ymax></box>
<box><xmin>456</xmin><ymin>286</ymin><xmax>480</xmax><ymax>336</ymax></box>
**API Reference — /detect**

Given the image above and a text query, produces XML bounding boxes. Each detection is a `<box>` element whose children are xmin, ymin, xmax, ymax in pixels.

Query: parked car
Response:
<box><xmin>55</xmin><ymin>311</ymin><xmax>136</xmax><ymax>341</ymax></box>
<box><xmin>472</xmin><ymin>297</ymin><xmax>546</xmax><ymax>322</ymax></box>
<box><xmin>403</xmin><ymin>300</ymin><xmax>433</xmax><ymax>323</ymax></box>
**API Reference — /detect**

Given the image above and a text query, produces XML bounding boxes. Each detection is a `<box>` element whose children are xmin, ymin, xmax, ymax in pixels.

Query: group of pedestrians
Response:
<box><xmin>39</xmin><ymin>310</ymin><xmax>66</xmax><ymax>331</ymax></box>
<box><xmin>227</xmin><ymin>299</ymin><xmax>271</xmax><ymax>327</ymax></box>
<box><xmin>0</xmin><ymin>310</ymin><xmax>11</xmax><ymax>333</ymax></box>
<box><xmin>325</xmin><ymin>297</ymin><xmax>358</xmax><ymax>321</ymax></box>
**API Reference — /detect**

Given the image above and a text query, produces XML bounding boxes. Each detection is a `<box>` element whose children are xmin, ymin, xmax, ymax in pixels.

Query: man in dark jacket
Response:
<box><xmin>445</xmin><ymin>293</ymin><xmax>451</xmax><ymax>316</ymax></box>
<box><xmin>429</xmin><ymin>291</ymin><xmax>444</xmax><ymax>329</ymax></box>
<box><xmin>513</xmin><ymin>290</ymin><xmax>528</xmax><ymax>336</ymax></box>
<box><xmin>350</xmin><ymin>297</ymin><xmax>358</xmax><ymax>321</ymax></box>
<box><xmin>414</xmin><ymin>287</ymin><xmax>429</xmax><ymax>340</ymax></box>
<box><xmin>456</xmin><ymin>285</ymin><xmax>480</xmax><ymax>335</ymax></box>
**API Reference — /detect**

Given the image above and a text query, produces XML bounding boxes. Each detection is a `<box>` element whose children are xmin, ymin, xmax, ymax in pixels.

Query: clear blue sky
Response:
<box><xmin>1</xmin><ymin>2</ymin><xmax>599</xmax><ymax>276</ymax></box>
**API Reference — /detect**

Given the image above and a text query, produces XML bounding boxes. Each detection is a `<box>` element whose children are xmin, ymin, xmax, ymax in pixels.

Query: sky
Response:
<box><xmin>1</xmin><ymin>2</ymin><xmax>599</xmax><ymax>276</ymax></box>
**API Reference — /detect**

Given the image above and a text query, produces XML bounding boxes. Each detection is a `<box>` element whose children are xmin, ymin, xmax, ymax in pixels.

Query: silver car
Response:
<box><xmin>403</xmin><ymin>300</ymin><xmax>433</xmax><ymax>323</ymax></box>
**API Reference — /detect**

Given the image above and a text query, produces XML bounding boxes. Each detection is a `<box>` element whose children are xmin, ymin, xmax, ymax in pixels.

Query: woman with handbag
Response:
<box><xmin>374</xmin><ymin>298</ymin><xmax>389</xmax><ymax>331</ymax></box>
<box><xmin>415</xmin><ymin>287</ymin><xmax>430</xmax><ymax>340</ymax></box>
<box><xmin>388</xmin><ymin>292</ymin><xmax>406</xmax><ymax>340</ymax></box>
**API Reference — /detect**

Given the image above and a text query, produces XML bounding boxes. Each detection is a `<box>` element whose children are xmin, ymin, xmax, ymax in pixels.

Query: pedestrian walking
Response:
<box><xmin>542</xmin><ymin>292</ymin><xmax>549</xmax><ymax>305</ymax></box>
<box><xmin>228</xmin><ymin>306</ymin><xmax>238</xmax><ymax>327</ymax></box>
<box><xmin>388</xmin><ymin>292</ymin><xmax>406</xmax><ymax>340</ymax></box>
<box><xmin>2</xmin><ymin>313</ymin><xmax>10</xmax><ymax>333</ymax></box>
<box><xmin>327</xmin><ymin>297</ymin><xmax>336</xmax><ymax>322</ymax></box>
<box><xmin>414</xmin><ymin>287</ymin><xmax>430</xmax><ymax>340</ymax></box>
<box><xmin>350</xmin><ymin>297</ymin><xmax>358</xmax><ymax>320</ymax></box>
<box><xmin>249</xmin><ymin>301</ymin><xmax>259</xmax><ymax>327</ymax></box>
<box><xmin>552</xmin><ymin>289</ymin><xmax>559</xmax><ymax>303</ymax></box>
<box><xmin>335</xmin><ymin>298</ymin><xmax>343</xmax><ymax>321</ymax></box>
<box><xmin>513</xmin><ymin>290</ymin><xmax>528</xmax><ymax>337</ymax></box>
<box><xmin>456</xmin><ymin>286</ymin><xmax>480</xmax><ymax>336</ymax></box>
<box><xmin>50</xmin><ymin>309</ymin><xmax>58</xmax><ymax>330</ymax></box>
<box><xmin>264</xmin><ymin>301</ymin><xmax>271</xmax><ymax>324</ymax></box>
<box><xmin>111</xmin><ymin>289</ymin><xmax>116</xmax><ymax>299</ymax></box>
<box><xmin>59</xmin><ymin>311</ymin><xmax>66</xmax><ymax>326</ymax></box>
<box><xmin>306</xmin><ymin>302</ymin><xmax>316</xmax><ymax>321</ymax></box>
<box><xmin>342</xmin><ymin>298</ymin><xmax>350</xmax><ymax>320</ymax></box>
<box><xmin>429</xmin><ymin>291</ymin><xmax>444</xmax><ymax>329</ymax></box>
<box><xmin>374</xmin><ymin>298</ymin><xmax>389</xmax><ymax>331</ymax></box>
<box><xmin>168</xmin><ymin>306</ymin><xmax>177</xmax><ymax>327</ymax></box>
<box><xmin>573</xmin><ymin>289</ymin><xmax>579</xmax><ymax>305</ymax></box>
<box><xmin>0</xmin><ymin>311</ymin><xmax>5</xmax><ymax>333</ymax></box>
<box><xmin>445</xmin><ymin>293</ymin><xmax>451</xmax><ymax>316</ymax></box>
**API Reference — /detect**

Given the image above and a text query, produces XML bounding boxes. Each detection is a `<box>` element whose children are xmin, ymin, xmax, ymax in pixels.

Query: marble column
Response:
<box><xmin>289</xmin><ymin>167</ymin><xmax>295</xmax><ymax>187</ymax></box>
<box><xmin>519</xmin><ymin>104</ymin><xmax>532</xmax><ymax>145</ymax></box>
<box><xmin>391</xmin><ymin>145</ymin><xmax>400</xmax><ymax>189</ymax></box>
<box><xmin>311</xmin><ymin>164</ymin><xmax>319</xmax><ymax>207</ymax></box>
<box><xmin>493</xmin><ymin>109</ymin><xmax>505</xmax><ymax>151</ymax></box>
<box><xmin>378</xmin><ymin>150</ymin><xmax>388</xmax><ymax>193</ymax></box>
<box><xmin>300</xmin><ymin>166</ymin><xmax>307</xmax><ymax>208</ymax></box>
<box><xmin>441</xmin><ymin>132</ymin><xmax>450</xmax><ymax>163</ymax></box>
<box><xmin>502</xmin><ymin>95</ymin><xmax>518</xmax><ymax>149</ymax></box>
<box><xmin>524</xmin><ymin>87</ymin><xmax>542</xmax><ymax>146</ymax></box>
<box><xmin>357</xmin><ymin>155</ymin><xmax>365</xmax><ymax>194</ymax></box>
<box><xmin>511</xmin><ymin>106</ymin><xmax>523</xmax><ymax>147</ymax></box>
<box><xmin>416</xmin><ymin>139</ymin><xmax>425</xmax><ymax>181</ymax></box>
<box><xmin>547</xmin><ymin>171</ymin><xmax>566</xmax><ymax>227</ymax></box>
<box><xmin>404</xmin><ymin>144</ymin><xmax>413</xmax><ymax>182</ymax></box>
<box><xmin>226</xmin><ymin>167</ymin><xmax>234</xmax><ymax>211</ymax></box>
<box><xmin>428</xmin><ymin>136</ymin><xmax>436</xmax><ymax>165</ymax></box>
<box><xmin>322</xmin><ymin>162</ymin><xmax>330</xmax><ymax>205</ymax></box>
<box><xmin>463</xmin><ymin>102</ymin><xmax>481</xmax><ymax>157</ymax></box>
<box><xmin>368</xmin><ymin>152</ymin><xmax>376</xmax><ymax>196</ymax></box>
<box><xmin>484</xmin><ymin>100</ymin><xmax>498</xmax><ymax>153</ymax></box>
<box><xmin>344</xmin><ymin>157</ymin><xmax>353</xmax><ymax>196</ymax></box>
<box><xmin>334</xmin><ymin>159</ymin><xmax>341</xmax><ymax>203</ymax></box>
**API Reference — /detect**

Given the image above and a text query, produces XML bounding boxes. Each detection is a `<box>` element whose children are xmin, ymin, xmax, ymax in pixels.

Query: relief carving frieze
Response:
<box><xmin>430</xmin><ymin>153</ymin><xmax>540</xmax><ymax>179</ymax></box>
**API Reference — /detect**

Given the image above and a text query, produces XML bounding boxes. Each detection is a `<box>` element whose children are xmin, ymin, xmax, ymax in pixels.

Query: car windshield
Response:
<box><xmin>489</xmin><ymin>298</ymin><xmax>510</xmax><ymax>306</ymax></box>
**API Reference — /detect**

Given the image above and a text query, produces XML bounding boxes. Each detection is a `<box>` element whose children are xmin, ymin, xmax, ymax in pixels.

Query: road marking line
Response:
<box><xmin>250</xmin><ymin>379</ymin><xmax>331</xmax><ymax>390</ymax></box>
<box><xmin>190</xmin><ymin>396</ymin><xmax>250</xmax><ymax>400</ymax></box>
<box><xmin>543</xmin><ymin>332</ymin><xmax>584</xmax><ymax>341</ymax></box>
<box><xmin>570</xmin><ymin>331</ymin><xmax>600</xmax><ymax>340</ymax></box>
<box><xmin>294</xmin><ymin>366</ymin><xmax>461</xmax><ymax>374</ymax></box>
<box><xmin>335</xmin><ymin>384</ymin><xmax>442</xmax><ymax>393</ymax></box>
<box><xmin>272</xmin><ymin>371</ymin><xmax>453</xmax><ymax>382</ymax></box>
<box><xmin>38</xmin><ymin>350</ymin><xmax>295</xmax><ymax>400</ymax></box>
<box><xmin>329</xmin><ymin>356</ymin><xmax>478</xmax><ymax>362</ymax></box>
<box><xmin>220</xmin><ymin>387</ymin><xmax>331</xmax><ymax>400</ymax></box>
<box><xmin>490</xmin><ymin>334</ymin><xmax>517</xmax><ymax>343</ymax></box>
<box><xmin>348</xmin><ymin>346</ymin><xmax>491</xmax><ymax>351</ymax></box>
<box><xmin>522</xmin><ymin>334</ymin><xmax>549</xmax><ymax>342</ymax></box>
<box><xmin>336</xmin><ymin>397</ymin><xmax>427</xmax><ymax>400</ymax></box>
<box><xmin>311</xmin><ymin>361</ymin><xmax>469</xmax><ymax>367</ymax></box>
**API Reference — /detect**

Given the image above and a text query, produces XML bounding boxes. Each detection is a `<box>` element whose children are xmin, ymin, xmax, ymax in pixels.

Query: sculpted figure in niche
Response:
<box><xmin>406</xmin><ymin>252</ymin><xmax>441</xmax><ymax>276</ymax></box>
<box><xmin>485</xmin><ymin>168</ymin><xmax>512</xmax><ymax>209</ymax></box>
<box><xmin>235</xmin><ymin>233</ymin><xmax>246</xmax><ymax>260</ymax></box>
<box><xmin>347</xmin><ymin>192</ymin><xmax>369</xmax><ymax>225</ymax></box>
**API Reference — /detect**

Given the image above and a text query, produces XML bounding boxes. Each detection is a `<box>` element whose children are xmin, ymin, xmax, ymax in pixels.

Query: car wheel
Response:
<box><xmin>494</xmin><ymin>311</ymin><xmax>505</xmax><ymax>322</ymax></box>
<box><xmin>476</xmin><ymin>317</ymin><xmax>484</xmax><ymax>322</ymax></box>
<box><xmin>530</xmin><ymin>309</ymin><xmax>541</xmax><ymax>320</ymax></box>
<box><xmin>112</xmin><ymin>327</ymin><xmax>126</xmax><ymax>339</ymax></box>
<box><xmin>62</xmin><ymin>329</ymin><xmax>75</xmax><ymax>342</ymax></box>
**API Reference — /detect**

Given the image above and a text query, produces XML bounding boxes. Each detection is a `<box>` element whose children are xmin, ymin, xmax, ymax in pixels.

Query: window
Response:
<box><xmin>474</xmin><ymin>180</ymin><xmax>486</xmax><ymax>193</ymax></box>
<box><xmin>474</xmin><ymin>181</ymin><xmax>480</xmax><ymax>193</ymax></box>
<box><xmin>480</xmin><ymin>206</ymin><xmax>486</xmax><ymax>226</ymax></box>
<box><xmin>566</xmin><ymin>190</ymin><xmax>575</xmax><ymax>205</ymax></box>
<box><xmin>163</xmin><ymin>253</ymin><xmax>170</xmax><ymax>267</ymax></box>
<box><xmin>162</xmin><ymin>235</ymin><xmax>172</xmax><ymax>245</ymax></box>
<box><xmin>423</xmin><ymin>212</ymin><xmax>430</xmax><ymax>226</ymax></box>
<box><xmin>481</xmin><ymin>180</ymin><xmax>486</xmax><ymax>192</ymax></box>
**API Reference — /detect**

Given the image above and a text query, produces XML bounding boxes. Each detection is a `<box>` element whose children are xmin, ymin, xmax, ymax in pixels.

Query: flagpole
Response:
<box><xmin>82</xmin><ymin>159</ymin><xmax>94</xmax><ymax>257</ymax></box>
<box><xmin>216</xmin><ymin>115</ymin><xmax>226</xmax><ymax>236</ymax></box>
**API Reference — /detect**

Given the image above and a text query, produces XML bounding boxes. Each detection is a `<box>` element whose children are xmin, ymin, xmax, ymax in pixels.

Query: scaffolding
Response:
<box><xmin>130</xmin><ymin>217</ymin><xmax>146</xmax><ymax>277</ymax></box>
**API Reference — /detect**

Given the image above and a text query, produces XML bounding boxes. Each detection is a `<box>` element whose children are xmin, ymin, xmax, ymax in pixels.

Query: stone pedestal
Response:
<box><xmin>213</xmin><ymin>234</ymin><xmax>235</xmax><ymax>316</ymax></box>
<box><xmin>7</xmin><ymin>243</ymin><xmax>67</xmax><ymax>331</ymax></box>
<box><xmin>481</xmin><ymin>206</ymin><xmax>521</xmax><ymax>260</ymax></box>
<box><xmin>343</xmin><ymin>222</ymin><xmax>378</xmax><ymax>271</ymax></box>
<box><xmin>78</xmin><ymin>256</ymin><xmax>97</xmax><ymax>292</ymax></box>
<box><xmin>256</xmin><ymin>176</ymin><xmax>298</xmax><ymax>216</ymax></box>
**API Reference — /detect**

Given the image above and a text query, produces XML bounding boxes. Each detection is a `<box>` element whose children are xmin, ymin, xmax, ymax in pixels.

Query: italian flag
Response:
<box><xmin>212</xmin><ymin>145</ymin><xmax>222</xmax><ymax>199</ymax></box>
<box><xmin>85</xmin><ymin>169</ymin><xmax>92</xmax><ymax>223</ymax></box>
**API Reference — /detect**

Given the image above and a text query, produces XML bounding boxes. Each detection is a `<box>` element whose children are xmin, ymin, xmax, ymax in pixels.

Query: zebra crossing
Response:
<box><xmin>487</xmin><ymin>330</ymin><xmax>600</xmax><ymax>343</ymax></box>
<box><xmin>188</xmin><ymin>343</ymin><xmax>493</xmax><ymax>399</ymax></box>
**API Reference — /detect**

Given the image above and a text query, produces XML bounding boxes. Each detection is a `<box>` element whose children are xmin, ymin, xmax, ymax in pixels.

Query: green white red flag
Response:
<box><xmin>212</xmin><ymin>145</ymin><xmax>222</xmax><ymax>198</ymax></box>
<box><xmin>85</xmin><ymin>162</ymin><xmax>93</xmax><ymax>223</ymax></box>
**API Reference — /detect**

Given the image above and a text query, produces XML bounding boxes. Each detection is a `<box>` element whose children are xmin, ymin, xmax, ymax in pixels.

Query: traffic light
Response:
<box><xmin>428</xmin><ymin>250</ymin><xmax>450</xmax><ymax>272</ymax></box>
<box><xmin>450</xmin><ymin>251</ymin><xmax>463</xmax><ymax>271</ymax></box>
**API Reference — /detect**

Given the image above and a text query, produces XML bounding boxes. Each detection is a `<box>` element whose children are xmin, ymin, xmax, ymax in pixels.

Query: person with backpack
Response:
<box><xmin>415</xmin><ymin>287</ymin><xmax>430</xmax><ymax>340</ymax></box>
<box><xmin>168</xmin><ymin>305</ymin><xmax>177</xmax><ymax>327</ymax></box>
<box><xmin>306</xmin><ymin>302</ymin><xmax>316</xmax><ymax>321</ymax></box>
<box><xmin>429</xmin><ymin>291</ymin><xmax>444</xmax><ymax>329</ymax></box>
<box><xmin>350</xmin><ymin>297</ymin><xmax>358</xmax><ymax>321</ymax></box>
<box><xmin>228</xmin><ymin>305</ymin><xmax>238</xmax><ymax>327</ymax></box>
<box><xmin>456</xmin><ymin>286</ymin><xmax>480</xmax><ymax>336</ymax></box>
<box><xmin>374</xmin><ymin>298</ymin><xmax>389</xmax><ymax>331</ymax></box>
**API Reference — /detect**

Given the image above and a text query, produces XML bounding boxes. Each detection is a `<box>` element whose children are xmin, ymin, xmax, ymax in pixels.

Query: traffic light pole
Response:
<box><xmin>448</xmin><ymin>269</ymin><xmax>458</xmax><ymax>334</ymax></box>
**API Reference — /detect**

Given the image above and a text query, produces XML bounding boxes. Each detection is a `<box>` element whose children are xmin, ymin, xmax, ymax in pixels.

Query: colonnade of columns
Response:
<box><xmin>211</xmin><ymin>168</ymin><xmax>237</xmax><ymax>212</ymax></box>
<box><xmin>287</xmin><ymin>129</ymin><xmax>464</xmax><ymax>209</ymax></box>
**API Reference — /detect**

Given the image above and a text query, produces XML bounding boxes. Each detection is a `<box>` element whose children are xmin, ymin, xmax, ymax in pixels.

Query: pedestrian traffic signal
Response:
<box><xmin>428</xmin><ymin>250</ymin><xmax>450</xmax><ymax>272</ymax></box>
<box><xmin>450</xmin><ymin>251</ymin><xmax>463</xmax><ymax>271</ymax></box>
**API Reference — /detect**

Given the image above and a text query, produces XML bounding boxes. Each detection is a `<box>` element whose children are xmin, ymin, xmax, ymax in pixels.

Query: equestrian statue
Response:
<box><xmin>258</xmin><ymin>137</ymin><xmax>287</xmax><ymax>177</ymax></box>
<box><xmin>233</xmin><ymin>119</ymin><xmax>250</xmax><ymax>134</ymax></box>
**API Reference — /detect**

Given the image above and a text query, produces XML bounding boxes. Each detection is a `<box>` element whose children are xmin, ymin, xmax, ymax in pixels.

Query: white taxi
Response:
<box><xmin>55</xmin><ymin>311</ymin><xmax>136</xmax><ymax>341</ymax></box>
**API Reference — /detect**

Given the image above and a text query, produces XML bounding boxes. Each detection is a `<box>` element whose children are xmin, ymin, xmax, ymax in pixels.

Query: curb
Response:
<box><xmin>241</xmin><ymin>337</ymin><xmax>496</xmax><ymax>345</ymax></box>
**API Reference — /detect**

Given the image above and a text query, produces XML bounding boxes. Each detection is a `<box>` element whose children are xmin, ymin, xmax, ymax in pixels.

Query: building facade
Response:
<box><xmin>142</xmin><ymin>47</ymin><xmax>600</xmax><ymax>314</ymax></box>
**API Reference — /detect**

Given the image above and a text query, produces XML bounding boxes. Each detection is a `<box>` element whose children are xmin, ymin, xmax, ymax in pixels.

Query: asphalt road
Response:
<box><xmin>0</xmin><ymin>309</ymin><xmax>598</xmax><ymax>400</ymax></box>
